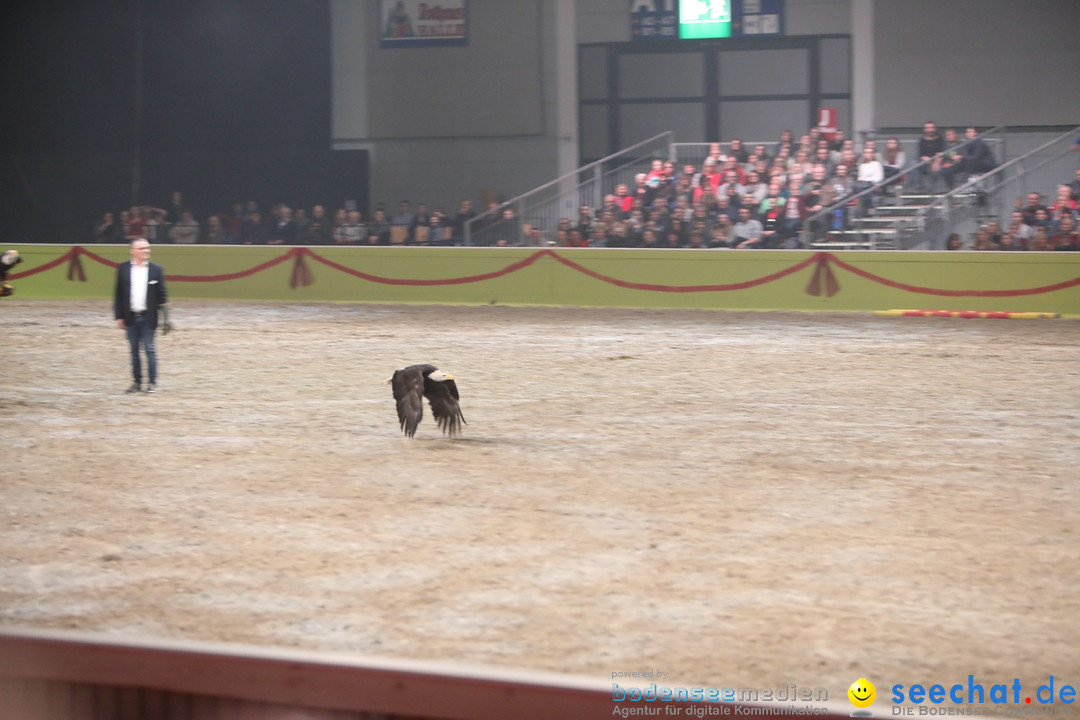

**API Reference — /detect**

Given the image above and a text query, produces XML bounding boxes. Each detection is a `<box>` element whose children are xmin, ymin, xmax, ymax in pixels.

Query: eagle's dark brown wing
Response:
<box><xmin>391</xmin><ymin>366</ymin><xmax>428</xmax><ymax>438</ymax></box>
<box><xmin>424</xmin><ymin>376</ymin><xmax>466</xmax><ymax>437</ymax></box>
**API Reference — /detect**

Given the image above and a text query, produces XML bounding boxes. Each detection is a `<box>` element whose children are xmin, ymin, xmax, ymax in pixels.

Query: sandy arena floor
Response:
<box><xmin>1</xmin><ymin>300</ymin><xmax>1078</xmax><ymax>695</ymax></box>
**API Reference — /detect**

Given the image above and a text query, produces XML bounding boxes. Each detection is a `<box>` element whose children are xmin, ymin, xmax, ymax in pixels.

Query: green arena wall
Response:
<box><xmin>5</xmin><ymin>245</ymin><xmax>1080</xmax><ymax>316</ymax></box>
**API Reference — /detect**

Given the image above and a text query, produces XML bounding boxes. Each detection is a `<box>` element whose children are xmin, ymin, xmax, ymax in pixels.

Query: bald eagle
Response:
<box><xmin>0</xmin><ymin>250</ymin><xmax>21</xmax><ymax>297</ymax></box>
<box><xmin>389</xmin><ymin>364</ymin><xmax>466</xmax><ymax>438</ymax></box>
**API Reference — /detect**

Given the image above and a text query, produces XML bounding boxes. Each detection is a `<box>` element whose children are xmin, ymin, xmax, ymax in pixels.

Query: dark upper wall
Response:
<box><xmin>874</xmin><ymin>0</ymin><xmax>1080</xmax><ymax>128</ymax></box>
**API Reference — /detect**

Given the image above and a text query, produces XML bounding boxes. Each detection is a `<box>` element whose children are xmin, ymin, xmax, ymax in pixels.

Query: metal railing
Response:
<box><xmin>669</xmin><ymin>140</ymin><xmax>783</xmax><ymax>168</ymax></box>
<box><xmin>463</xmin><ymin>131</ymin><xmax>674</xmax><ymax>246</ymax></box>
<box><xmin>799</xmin><ymin>126</ymin><xmax>1007</xmax><ymax>249</ymax></box>
<box><xmin>910</xmin><ymin>125</ymin><xmax>1080</xmax><ymax>250</ymax></box>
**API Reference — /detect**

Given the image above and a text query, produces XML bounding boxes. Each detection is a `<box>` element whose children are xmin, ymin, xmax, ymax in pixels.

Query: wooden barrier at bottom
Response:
<box><xmin>0</xmin><ymin>627</ymin><xmax>860</xmax><ymax>720</ymax></box>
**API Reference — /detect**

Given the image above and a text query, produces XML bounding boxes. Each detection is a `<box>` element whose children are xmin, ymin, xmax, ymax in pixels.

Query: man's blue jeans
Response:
<box><xmin>125</xmin><ymin>315</ymin><xmax>157</xmax><ymax>385</ymax></box>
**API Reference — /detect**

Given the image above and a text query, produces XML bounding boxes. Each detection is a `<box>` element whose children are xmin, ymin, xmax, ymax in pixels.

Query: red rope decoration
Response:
<box><xmin>289</xmin><ymin>249</ymin><xmax>314</xmax><ymax>288</ymax></box>
<box><xmin>825</xmin><ymin>253</ymin><xmax>1080</xmax><ymax>298</ymax></box>
<box><xmin>805</xmin><ymin>253</ymin><xmax>840</xmax><ymax>297</ymax></box>
<box><xmin>6</xmin><ymin>246</ymin><xmax>1080</xmax><ymax>299</ymax></box>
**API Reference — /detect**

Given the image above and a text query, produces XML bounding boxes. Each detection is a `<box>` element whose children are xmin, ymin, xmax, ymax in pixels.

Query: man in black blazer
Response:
<box><xmin>114</xmin><ymin>238</ymin><xmax>169</xmax><ymax>393</ymax></box>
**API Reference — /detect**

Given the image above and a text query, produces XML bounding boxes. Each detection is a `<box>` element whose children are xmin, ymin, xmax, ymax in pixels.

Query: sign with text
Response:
<box><xmin>631</xmin><ymin>0</ymin><xmax>784</xmax><ymax>41</ymax></box>
<box><xmin>380</xmin><ymin>0</ymin><xmax>468</xmax><ymax>48</ymax></box>
<box><xmin>735</xmin><ymin>0</ymin><xmax>784</xmax><ymax>36</ymax></box>
<box><xmin>630</xmin><ymin>0</ymin><xmax>677</xmax><ymax>41</ymax></box>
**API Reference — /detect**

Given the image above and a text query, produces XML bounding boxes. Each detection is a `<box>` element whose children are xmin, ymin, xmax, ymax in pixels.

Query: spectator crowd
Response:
<box><xmin>93</xmin><ymin>125</ymin><xmax>1080</xmax><ymax>251</ymax></box>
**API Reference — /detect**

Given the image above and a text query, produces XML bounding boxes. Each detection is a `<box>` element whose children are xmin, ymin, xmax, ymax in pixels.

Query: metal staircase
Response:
<box><xmin>810</xmin><ymin>184</ymin><xmax>926</xmax><ymax>250</ymax></box>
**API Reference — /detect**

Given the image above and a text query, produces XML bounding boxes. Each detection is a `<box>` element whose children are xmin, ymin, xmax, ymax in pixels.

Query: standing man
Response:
<box><xmin>114</xmin><ymin>238</ymin><xmax>169</xmax><ymax>393</ymax></box>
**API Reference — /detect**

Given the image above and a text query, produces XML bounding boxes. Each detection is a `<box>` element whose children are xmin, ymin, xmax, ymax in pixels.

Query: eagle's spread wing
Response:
<box><xmin>391</xmin><ymin>366</ymin><xmax>427</xmax><ymax>437</ymax></box>
<box><xmin>424</xmin><ymin>376</ymin><xmax>466</xmax><ymax>437</ymax></box>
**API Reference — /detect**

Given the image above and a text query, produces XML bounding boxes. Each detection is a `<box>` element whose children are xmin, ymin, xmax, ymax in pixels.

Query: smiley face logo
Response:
<box><xmin>848</xmin><ymin>678</ymin><xmax>876</xmax><ymax>709</ymax></box>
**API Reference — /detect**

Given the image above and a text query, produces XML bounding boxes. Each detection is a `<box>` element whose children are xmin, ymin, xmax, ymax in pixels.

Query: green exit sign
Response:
<box><xmin>678</xmin><ymin>0</ymin><xmax>732</xmax><ymax>38</ymax></box>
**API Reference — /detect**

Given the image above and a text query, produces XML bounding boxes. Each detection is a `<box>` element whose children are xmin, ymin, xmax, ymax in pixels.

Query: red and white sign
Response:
<box><xmin>817</xmin><ymin>107</ymin><xmax>838</xmax><ymax>140</ymax></box>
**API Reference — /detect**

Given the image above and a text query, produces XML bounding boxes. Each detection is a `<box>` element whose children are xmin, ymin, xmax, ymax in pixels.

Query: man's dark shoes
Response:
<box><xmin>125</xmin><ymin>383</ymin><xmax>141</xmax><ymax>394</ymax></box>
<box><xmin>144</xmin><ymin>384</ymin><xmax>157</xmax><ymax>394</ymax></box>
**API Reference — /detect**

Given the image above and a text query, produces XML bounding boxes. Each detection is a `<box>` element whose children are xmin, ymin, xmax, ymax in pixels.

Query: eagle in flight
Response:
<box><xmin>389</xmin><ymin>364</ymin><xmax>466</xmax><ymax>438</ymax></box>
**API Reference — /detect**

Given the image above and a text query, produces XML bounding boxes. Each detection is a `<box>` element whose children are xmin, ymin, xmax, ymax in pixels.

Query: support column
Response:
<box><xmin>554</xmin><ymin>0</ymin><xmax>579</xmax><ymax>180</ymax></box>
<box><xmin>851</xmin><ymin>0</ymin><xmax>874</xmax><ymax>140</ymax></box>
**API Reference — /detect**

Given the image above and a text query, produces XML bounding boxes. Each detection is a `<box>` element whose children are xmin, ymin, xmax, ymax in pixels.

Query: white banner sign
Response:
<box><xmin>380</xmin><ymin>0</ymin><xmax>468</xmax><ymax>47</ymax></box>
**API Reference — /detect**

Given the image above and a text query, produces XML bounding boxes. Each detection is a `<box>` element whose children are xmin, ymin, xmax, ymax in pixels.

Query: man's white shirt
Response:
<box><xmin>130</xmin><ymin>262</ymin><xmax>149</xmax><ymax>313</ymax></box>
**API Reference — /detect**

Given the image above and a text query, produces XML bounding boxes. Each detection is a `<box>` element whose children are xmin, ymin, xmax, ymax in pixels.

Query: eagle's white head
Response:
<box><xmin>427</xmin><ymin>370</ymin><xmax>453</xmax><ymax>382</ymax></box>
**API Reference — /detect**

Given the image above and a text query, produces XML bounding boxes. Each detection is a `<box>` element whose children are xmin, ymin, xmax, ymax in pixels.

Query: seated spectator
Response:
<box><xmin>293</xmin><ymin>208</ymin><xmax>311</xmax><ymax>241</ymax></box>
<box><xmin>304</xmin><ymin>205</ymin><xmax>333</xmax><ymax>244</ymax></box>
<box><xmin>1029</xmin><ymin>228</ymin><xmax>1051</xmax><ymax>251</ymax></box>
<box><xmin>633</xmin><ymin>173</ymin><xmax>657</xmax><ymax>209</ymax></box>
<box><xmin>971</xmin><ymin>228</ymin><xmax>995</xmax><ymax>251</ymax></box>
<box><xmin>933</xmin><ymin>128</ymin><xmax>964</xmax><ymax>190</ymax></box>
<box><xmin>1067</xmin><ymin>168</ymin><xmax>1080</xmax><ymax>202</ymax></box>
<box><xmin>449</xmin><ymin>199</ymin><xmax>477</xmax><ymax>245</ymax></box>
<box><xmin>427</xmin><ymin>211</ymin><xmax>450</xmax><ymax>245</ymax></box>
<box><xmin>1049</xmin><ymin>184</ymin><xmax>1079</xmax><ymax>224</ymax></box>
<box><xmin>267</xmin><ymin>206</ymin><xmax>299</xmax><ymax>245</ymax></box>
<box><xmin>392</xmin><ymin>200</ymin><xmax>414</xmax><ymax>229</ymax></box>
<box><xmin>168</xmin><ymin>210</ymin><xmax>201</xmax><ymax>244</ymax></box>
<box><xmin>776</xmin><ymin>129</ymin><xmax>795</xmax><ymax>157</ymax></box>
<box><xmin>694</xmin><ymin>158</ymin><xmax>723</xmax><ymax>203</ymax></box>
<box><xmin>408</xmin><ymin>203</ymin><xmax>431</xmax><ymax>244</ymax></box>
<box><xmin>575</xmin><ymin>204</ymin><xmax>596</xmax><ymax>242</ymax></box>
<box><xmin>752</xmin><ymin>143</ymin><xmax>770</xmax><ymax>165</ymax></box>
<box><xmin>945</xmin><ymin>233</ymin><xmax>964</xmax><ymax>250</ymax></box>
<box><xmin>205</xmin><ymin>215</ymin><xmax>228</xmax><ymax>244</ymax></box>
<box><xmin>998</xmin><ymin>233</ymin><xmax>1019</xmax><ymax>251</ymax></box>
<box><xmin>811</xmin><ymin>144</ymin><xmax>835</xmax><ymax>178</ymax></box>
<box><xmin>1031</xmin><ymin>207</ymin><xmax>1052</xmax><ymax>234</ymax></box>
<box><xmin>600</xmin><ymin>193</ymin><xmax>625</xmax><ymax>222</ymax></box>
<box><xmin>614</xmin><ymin>184</ymin><xmax>634</xmax><ymax>215</ymax></box>
<box><xmin>94</xmin><ymin>212</ymin><xmax>121</xmax><ymax>243</ymax></box>
<box><xmin>334</xmin><ymin>210</ymin><xmax>366</xmax><ymax>245</ymax></box>
<box><xmin>731</xmin><ymin>206</ymin><xmax>763</xmax><ymax>249</ymax></box>
<box><xmin>495</xmin><ymin>207</ymin><xmax>522</xmax><ymax>246</ymax></box>
<box><xmin>1051</xmin><ymin>215</ymin><xmax>1080</xmax><ymax>249</ymax></box>
<box><xmin>564</xmin><ymin>228</ymin><xmax>589</xmax><ymax>248</ymax></box>
<box><xmin>661</xmin><ymin>229</ymin><xmax>683</xmax><ymax>249</ymax></box>
<box><xmin>224</xmin><ymin>203</ymin><xmax>245</xmax><ymax>244</ymax></box>
<box><xmin>881</xmin><ymin>137</ymin><xmax>906</xmax><ymax>188</ymax></box>
<box><xmin>790</xmin><ymin>149</ymin><xmax>813</xmax><ymax>178</ymax></box>
<box><xmin>796</xmin><ymin>186</ymin><xmax>826</xmax><ymax>242</ymax></box>
<box><xmin>728</xmin><ymin>138</ymin><xmax>748</xmax><ymax>164</ymax></box>
<box><xmin>606</xmin><ymin>222</ymin><xmax>634</xmax><ymax>248</ymax></box>
<box><xmin>685</xmin><ymin>230</ymin><xmax>708</xmax><ymax>249</ymax></box>
<box><xmin>144</xmin><ymin>207</ymin><xmax>168</xmax><ymax>244</ymax></box>
<box><xmin>829</xmin><ymin>163</ymin><xmax>856</xmax><ymax>202</ymax></box>
<box><xmin>709</xmin><ymin>223</ymin><xmax>731</xmax><ymax>248</ymax></box>
<box><xmin>1007</xmin><ymin>210</ymin><xmax>1033</xmax><ymax>249</ymax></box>
<box><xmin>241</xmin><ymin>211</ymin><xmax>269</xmax><ymax>244</ymax></box>
<box><xmin>854</xmin><ymin>146</ymin><xmax>885</xmax><ymax>213</ymax></box>
<box><xmin>640</xmin><ymin>228</ymin><xmax>661</xmax><ymax>249</ymax></box>
<box><xmin>591</xmin><ymin>224</ymin><xmax>610</xmax><ymax>247</ymax></box>
<box><xmin>1019</xmin><ymin>192</ymin><xmax>1048</xmax><ymax>226</ymax></box>
<box><xmin>525</xmin><ymin>226</ymin><xmax>545</xmax><ymax>247</ymax></box>
<box><xmin>367</xmin><ymin>209</ymin><xmax>391</xmax><ymax>245</ymax></box>
<box><xmin>911</xmin><ymin>121</ymin><xmax>944</xmax><ymax>191</ymax></box>
<box><xmin>781</xmin><ymin>176</ymin><xmax>805</xmax><ymax>244</ymax></box>
<box><xmin>959</xmin><ymin>127</ymin><xmax>996</xmax><ymax>176</ymax></box>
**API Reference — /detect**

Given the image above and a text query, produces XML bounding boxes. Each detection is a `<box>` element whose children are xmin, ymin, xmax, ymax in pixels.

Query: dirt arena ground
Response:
<box><xmin>1</xmin><ymin>300</ymin><xmax>1078</xmax><ymax>695</ymax></box>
